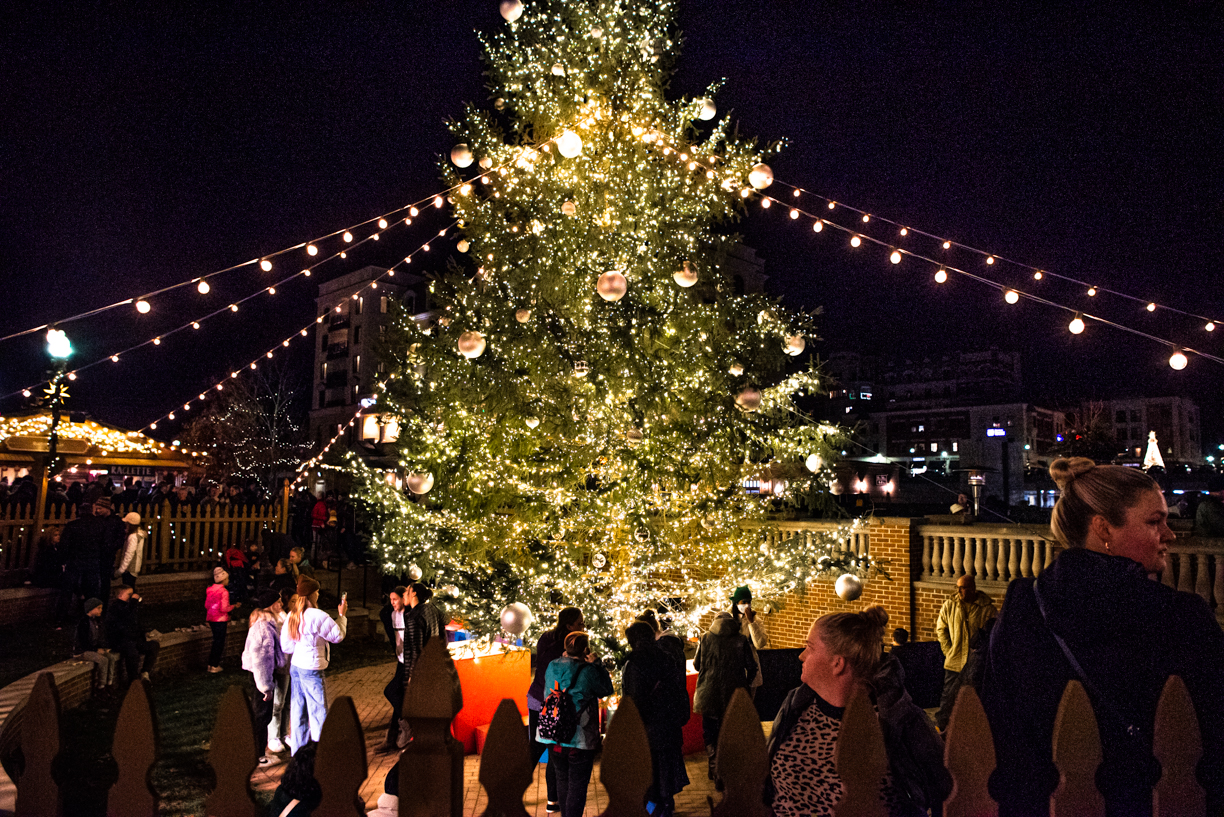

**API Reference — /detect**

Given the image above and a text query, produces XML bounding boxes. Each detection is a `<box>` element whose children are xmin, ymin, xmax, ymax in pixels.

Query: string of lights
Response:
<box><xmin>289</xmin><ymin>373</ymin><xmax>399</xmax><ymax>489</ymax></box>
<box><xmin>769</xmin><ymin>180</ymin><xmax>1223</xmax><ymax>331</ymax></box>
<box><xmin>747</xmin><ymin>190</ymin><xmax>1220</xmax><ymax>371</ymax></box>
<box><xmin>0</xmin><ymin>174</ymin><xmax>486</xmax><ymax>346</ymax></box>
<box><xmin>134</xmin><ymin>226</ymin><xmax>458</xmax><ymax>433</ymax></box>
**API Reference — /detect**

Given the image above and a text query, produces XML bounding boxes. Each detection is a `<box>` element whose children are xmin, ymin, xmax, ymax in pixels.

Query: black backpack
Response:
<box><xmin>538</xmin><ymin>664</ymin><xmax>591</xmax><ymax>743</ymax></box>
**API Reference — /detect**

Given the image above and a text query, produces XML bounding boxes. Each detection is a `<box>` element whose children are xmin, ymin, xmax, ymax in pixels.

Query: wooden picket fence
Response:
<box><xmin>8</xmin><ymin>639</ymin><xmax>1208</xmax><ymax>816</ymax></box>
<box><xmin>0</xmin><ymin>500</ymin><xmax>284</xmax><ymax>574</ymax></box>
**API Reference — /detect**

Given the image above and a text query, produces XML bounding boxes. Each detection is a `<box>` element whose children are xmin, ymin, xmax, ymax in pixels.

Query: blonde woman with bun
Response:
<box><xmin>765</xmin><ymin>605</ymin><xmax>948</xmax><ymax>816</ymax></box>
<box><xmin>984</xmin><ymin>457</ymin><xmax>1224</xmax><ymax>816</ymax></box>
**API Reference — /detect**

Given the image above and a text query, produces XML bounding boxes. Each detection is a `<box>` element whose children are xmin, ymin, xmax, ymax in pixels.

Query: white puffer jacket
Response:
<box><xmin>281</xmin><ymin>607</ymin><xmax>346</xmax><ymax>670</ymax></box>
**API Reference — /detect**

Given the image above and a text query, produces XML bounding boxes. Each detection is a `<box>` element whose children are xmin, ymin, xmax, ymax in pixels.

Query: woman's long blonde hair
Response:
<box><xmin>286</xmin><ymin>593</ymin><xmax>315</xmax><ymax>642</ymax></box>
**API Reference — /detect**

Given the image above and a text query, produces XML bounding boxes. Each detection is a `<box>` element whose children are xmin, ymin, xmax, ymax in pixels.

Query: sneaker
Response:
<box><xmin>267</xmin><ymin>737</ymin><xmax>286</xmax><ymax>753</ymax></box>
<box><xmin>207</xmin><ymin>665</ymin><xmax>223</xmax><ymax>674</ymax></box>
<box><xmin>140</xmin><ymin>672</ymin><xmax>150</xmax><ymax>681</ymax></box>
<box><xmin>546</xmin><ymin>803</ymin><xmax>561</xmax><ymax>814</ymax></box>
<box><xmin>258</xmin><ymin>755</ymin><xmax>272</xmax><ymax>766</ymax></box>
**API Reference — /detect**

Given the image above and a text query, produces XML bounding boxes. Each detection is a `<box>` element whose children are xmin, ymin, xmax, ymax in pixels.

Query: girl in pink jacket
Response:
<box><xmin>205</xmin><ymin>567</ymin><xmax>241</xmax><ymax>672</ymax></box>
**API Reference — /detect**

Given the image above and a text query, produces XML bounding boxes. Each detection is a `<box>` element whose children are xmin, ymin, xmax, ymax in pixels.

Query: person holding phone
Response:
<box><xmin>281</xmin><ymin>576</ymin><xmax>347</xmax><ymax>753</ymax></box>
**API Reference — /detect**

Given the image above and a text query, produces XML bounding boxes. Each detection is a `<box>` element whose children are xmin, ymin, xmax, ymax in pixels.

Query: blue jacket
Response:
<box><xmin>538</xmin><ymin>655</ymin><xmax>613</xmax><ymax>750</ymax></box>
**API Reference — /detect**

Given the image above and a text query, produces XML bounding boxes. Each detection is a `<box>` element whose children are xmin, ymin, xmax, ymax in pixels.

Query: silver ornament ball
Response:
<box><xmin>835</xmin><ymin>573</ymin><xmax>864</xmax><ymax>601</ymax></box>
<box><xmin>500</xmin><ymin>602</ymin><xmax>532</xmax><ymax>635</ymax></box>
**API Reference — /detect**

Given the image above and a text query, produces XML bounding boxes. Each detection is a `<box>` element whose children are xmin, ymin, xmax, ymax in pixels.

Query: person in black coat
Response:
<box><xmin>622</xmin><ymin>621</ymin><xmax>690</xmax><ymax>817</ymax></box>
<box><xmin>984</xmin><ymin>458</ymin><xmax>1224</xmax><ymax>816</ymax></box>
<box><xmin>58</xmin><ymin>503</ymin><xmax>105</xmax><ymax>623</ymax></box>
<box><xmin>527</xmin><ymin>606</ymin><xmax>584</xmax><ymax>814</ymax></box>
<box><xmin>105</xmin><ymin>585</ymin><xmax>159</xmax><ymax>683</ymax></box>
<box><xmin>73</xmin><ymin>597</ymin><xmax>120</xmax><ymax>692</ymax></box>
<box><xmin>692</xmin><ymin>612</ymin><xmax>756</xmax><ymax>788</ymax></box>
<box><xmin>376</xmin><ymin>586</ymin><xmax>409</xmax><ymax>753</ymax></box>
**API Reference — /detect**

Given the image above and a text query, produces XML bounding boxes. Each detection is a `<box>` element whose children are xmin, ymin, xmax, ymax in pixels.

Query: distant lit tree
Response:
<box><xmin>1053</xmin><ymin>401</ymin><xmax>1118</xmax><ymax>463</ymax></box>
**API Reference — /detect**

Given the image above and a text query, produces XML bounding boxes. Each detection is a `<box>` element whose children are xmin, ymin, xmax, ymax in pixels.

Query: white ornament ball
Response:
<box><xmin>450</xmin><ymin>144</ymin><xmax>474</xmax><ymax>168</ymax></box>
<box><xmin>456</xmin><ymin>239</ymin><xmax>470</xmax><ymax>253</ymax></box>
<box><xmin>458</xmin><ymin>330</ymin><xmax>486</xmax><ymax>359</ymax></box>
<box><xmin>500</xmin><ymin>602</ymin><xmax>532</xmax><ymax>635</ymax></box>
<box><xmin>500</xmin><ymin>0</ymin><xmax>524</xmax><ymax>22</ymax></box>
<box><xmin>673</xmin><ymin>261</ymin><xmax>699</xmax><ymax>288</ymax></box>
<box><xmin>805</xmin><ymin>453</ymin><xmax>823</xmax><ymax>473</ymax></box>
<box><xmin>728</xmin><ymin>362</ymin><xmax>744</xmax><ymax>377</ymax></box>
<box><xmin>573</xmin><ymin>360</ymin><xmax>590</xmax><ymax>377</ymax></box>
<box><xmin>407</xmin><ymin>563</ymin><xmax>423</xmax><ymax>581</ymax></box>
<box><xmin>748</xmin><ymin>163</ymin><xmax>774</xmax><ymax>190</ymax></box>
<box><xmin>525</xmin><ymin>416</ymin><xmax>540</xmax><ymax>429</ymax></box>
<box><xmin>596</xmin><ymin>270</ymin><xmax>628</xmax><ymax>301</ymax></box>
<box><xmin>634</xmin><ymin>527</ymin><xmax>651</xmax><ymax>542</ymax></box>
<box><xmin>784</xmin><ymin>335</ymin><xmax>806</xmax><ymax>356</ymax></box>
<box><xmin>556</xmin><ymin>130</ymin><xmax>584</xmax><ymax>158</ymax></box>
<box><xmin>698</xmin><ymin>98</ymin><xmax>717</xmax><ymax>121</ymax></box>
<box><xmin>626</xmin><ymin>428</ymin><xmax>645</xmax><ymax>446</ymax></box>
<box><xmin>407</xmin><ymin>472</ymin><xmax>435</xmax><ymax>495</ymax></box>
<box><xmin>591</xmin><ymin>25</ymin><xmax>603</xmax><ymax>38</ymax></box>
<box><xmin>515</xmin><ymin>308</ymin><xmax>532</xmax><ymax>323</ymax></box>
<box><xmin>835</xmin><ymin>573</ymin><xmax>864</xmax><ymax>601</ymax></box>
<box><xmin>736</xmin><ymin>388</ymin><xmax>762</xmax><ymax>411</ymax></box>
<box><xmin>592</xmin><ymin>552</ymin><xmax>607</xmax><ymax>569</ymax></box>
<box><xmin>551</xmin><ymin>62</ymin><xmax>565</xmax><ymax>76</ymax></box>
<box><xmin>561</xmin><ymin>200</ymin><xmax>576</xmax><ymax>216</ymax></box>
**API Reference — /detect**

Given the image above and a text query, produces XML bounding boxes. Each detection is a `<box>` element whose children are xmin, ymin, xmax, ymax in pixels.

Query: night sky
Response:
<box><xmin>2</xmin><ymin>1</ymin><xmax>1221</xmax><ymax>440</ymax></box>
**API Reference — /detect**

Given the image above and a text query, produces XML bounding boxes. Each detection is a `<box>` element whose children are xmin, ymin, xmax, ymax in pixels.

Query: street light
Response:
<box><xmin>45</xmin><ymin>328</ymin><xmax>72</xmax><ymax>478</ymax></box>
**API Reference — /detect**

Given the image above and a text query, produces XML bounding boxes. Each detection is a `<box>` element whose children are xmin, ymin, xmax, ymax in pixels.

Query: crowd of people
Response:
<box><xmin>0</xmin><ymin>473</ymin><xmax>280</xmax><ymax>512</ymax></box>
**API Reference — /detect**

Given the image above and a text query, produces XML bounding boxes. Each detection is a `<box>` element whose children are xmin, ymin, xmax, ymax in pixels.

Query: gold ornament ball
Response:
<box><xmin>499</xmin><ymin>0</ymin><xmax>524</xmax><ymax>22</ymax></box>
<box><xmin>626</xmin><ymin>428</ymin><xmax>645</xmax><ymax>446</ymax></box>
<box><xmin>561</xmin><ymin>200</ymin><xmax>576</xmax><ymax>216</ymax></box>
<box><xmin>596</xmin><ymin>270</ymin><xmax>628</xmax><ymax>302</ymax></box>
<box><xmin>450</xmin><ymin>144</ymin><xmax>474</xmax><ymax>168</ymax></box>
<box><xmin>673</xmin><ymin>261</ymin><xmax>699</xmax><ymax>287</ymax></box>
<box><xmin>515</xmin><ymin>308</ymin><xmax>532</xmax><ymax>323</ymax></box>
<box><xmin>736</xmin><ymin>387</ymin><xmax>762</xmax><ymax>411</ymax></box>
<box><xmin>728</xmin><ymin>362</ymin><xmax>744</xmax><ymax>377</ymax></box>
<box><xmin>407</xmin><ymin>472</ymin><xmax>434</xmax><ymax>495</ymax></box>
<box><xmin>698</xmin><ymin>97</ymin><xmax>717</xmax><ymax>120</ymax></box>
<box><xmin>784</xmin><ymin>335</ymin><xmax>806</xmax><ymax>356</ymax></box>
<box><xmin>457</xmin><ymin>330</ymin><xmax>486</xmax><ymax>359</ymax></box>
<box><xmin>748</xmin><ymin>163</ymin><xmax>774</xmax><ymax>190</ymax></box>
<box><xmin>525</xmin><ymin>416</ymin><xmax>540</xmax><ymax>429</ymax></box>
<box><xmin>456</xmin><ymin>239</ymin><xmax>470</xmax><ymax>253</ymax></box>
<box><xmin>835</xmin><ymin>573</ymin><xmax>864</xmax><ymax>601</ymax></box>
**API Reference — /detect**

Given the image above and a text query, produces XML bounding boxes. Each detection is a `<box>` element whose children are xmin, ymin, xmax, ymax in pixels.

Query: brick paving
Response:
<box><xmin>253</xmin><ymin>662</ymin><xmax>724</xmax><ymax>816</ymax></box>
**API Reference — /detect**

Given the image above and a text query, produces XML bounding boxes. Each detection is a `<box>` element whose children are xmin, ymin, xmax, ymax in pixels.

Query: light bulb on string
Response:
<box><xmin>1087</xmin><ymin>287</ymin><xmax>1097</xmax><ymax>296</ymax></box>
<box><xmin>434</xmin><ymin>196</ymin><xmax>444</xmax><ymax>208</ymax></box>
<box><xmin>850</xmin><ymin>236</ymin><xmax>862</xmax><ymax>248</ymax></box>
<box><xmin>197</xmin><ymin>279</ymin><xmax>210</xmax><ymax>294</ymax></box>
<box><xmin>1146</xmin><ymin>303</ymin><xmax>1156</xmax><ymax>312</ymax></box>
<box><xmin>861</xmin><ymin>214</ymin><xmax>870</xmax><ymax>223</ymax></box>
<box><xmin>986</xmin><ymin>256</ymin><xmax>995</xmax><ymax>265</ymax></box>
<box><xmin>1207</xmin><ymin>322</ymin><xmax>1216</xmax><ymax>332</ymax></box>
<box><xmin>1069</xmin><ymin>313</ymin><xmax>1085</xmax><ymax>334</ymax></box>
<box><xmin>1169</xmin><ymin>350</ymin><xmax>1189</xmax><ymax>370</ymax></box>
<box><xmin>1034</xmin><ymin>271</ymin><xmax>1043</xmax><ymax>280</ymax></box>
<box><xmin>789</xmin><ymin>209</ymin><xmax>799</xmax><ymax>220</ymax></box>
<box><xmin>934</xmin><ymin>269</ymin><xmax>948</xmax><ymax>283</ymax></box>
<box><xmin>307</xmin><ymin>244</ymin><xmax>318</xmax><ymax>256</ymax></box>
<box><xmin>899</xmin><ymin>227</ymin><xmax>908</xmax><ymax>237</ymax></box>
<box><xmin>378</xmin><ymin>218</ymin><xmax>388</xmax><ymax>229</ymax></box>
<box><xmin>890</xmin><ymin>250</ymin><xmax>902</xmax><ymax>265</ymax></box>
<box><xmin>192</xmin><ymin>322</ymin><xmax>200</xmax><ymax>329</ymax></box>
<box><xmin>792</xmin><ymin>189</ymin><xmax>800</xmax><ymax>198</ymax></box>
<box><xmin>110</xmin><ymin>355</ymin><xmax>119</xmax><ymax>363</ymax></box>
<box><xmin>260</xmin><ymin>259</ymin><xmax>273</xmax><ymax>272</ymax></box>
<box><xmin>230</xmin><ymin>304</ymin><xmax>238</xmax><ymax>312</ymax></box>
<box><xmin>343</xmin><ymin>232</ymin><xmax>353</xmax><ymax>243</ymax></box>
<box><xmin>136</xmin><ymin>300</ymin><xmax>151</xmax><ymax>314</ymax></box>
<box><xmin>410</xmin><ymin>207</ymin><xmax>418</xmax><ymax>217</ymax></box>
<box><xmin>942</xmin><ymin>241</ymin><xmax>951</xmax><ymax>250</ymax></box>
<box><xmin>1004</xmin><ymin>290</ymin><xmax>1020</xmax><ymax>304</ymax></box>
<box><xmin>761</xmin><ymin>198</ymin><xmax>771</xmax><ymax>209</ymax></box>
<box><xmin>827</xmin><ymin>201</ymin><xmax>836</xmax><ymax>210</ymax></box>
<box><xmin>812</xmin><ymin>221</ymin><xmax>823</xmax><ymax>233</ymax></box>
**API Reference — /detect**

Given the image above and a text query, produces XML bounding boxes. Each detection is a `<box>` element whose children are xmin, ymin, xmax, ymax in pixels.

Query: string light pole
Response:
<box><xmin>44</xmin><ymin>328</ymin><xmax>73</xmax><ymax>479</ymax></box>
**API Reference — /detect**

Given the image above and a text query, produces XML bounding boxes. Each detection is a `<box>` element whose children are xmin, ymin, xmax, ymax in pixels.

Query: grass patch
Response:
<box><xmin>54</xmin><ymin>636</ymin><xmax>391</xmax><ymax>816</ymax></box>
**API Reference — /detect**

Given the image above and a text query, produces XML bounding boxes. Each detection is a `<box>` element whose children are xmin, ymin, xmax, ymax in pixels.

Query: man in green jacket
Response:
<box><xmin>935</xmin><ymin>573</ymin><xmax>996</xmax><ymax>730</ymax></box>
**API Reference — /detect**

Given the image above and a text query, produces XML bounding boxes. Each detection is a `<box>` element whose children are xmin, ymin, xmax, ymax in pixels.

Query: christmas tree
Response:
<box><xmin>351</xmin><ymin>0</ymin><xmax>869</xmax><ymax>646</ymax></box>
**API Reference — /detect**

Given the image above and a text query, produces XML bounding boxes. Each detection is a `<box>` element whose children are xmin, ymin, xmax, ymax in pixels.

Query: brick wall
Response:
<box><xmin>0</xmin><ymin>572</ymin><xmax>212</xmax><ymax>627</ymax></box>
<box><xmin>913</xmin><ymin>582</ymin><xmax>1007</xmax><ymax>643</ymax></box>
<box><xmin>747</xmin><ymin>517</ymin><xmax>920</xmax><ymax>649</ymax></box>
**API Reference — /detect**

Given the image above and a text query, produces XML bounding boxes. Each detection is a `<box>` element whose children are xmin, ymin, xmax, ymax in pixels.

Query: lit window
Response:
<box><xmin>952</xmin><ymin>442</ymin><xmax>959</xmax><ymax>452</ymax></box>
<box><xmin>356</xmin><ymin>297</ymin><xmax>364</xmax><ymax>316</ymax></box>
<box><xmin>380</xmin><ymin>296</ymin><xmax>388</xmax><ymax>314</ymax></box>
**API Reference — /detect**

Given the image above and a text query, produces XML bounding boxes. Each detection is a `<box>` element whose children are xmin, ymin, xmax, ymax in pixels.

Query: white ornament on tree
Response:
<box><xmin>407</xmin><ymin>472</ymin><xmax>435</xmax><ymax>495</ymax></box>
<box><xmin>457</xmin><ymin>330</ymin><xmax>486</xmax><ymax>359</ymax></box>
<box><xmin>735</xmin><ymin>387</ymin><xmax>762</xmax><ymax>411</ymax></box>
<box><xmin>551</xmin><ymin>62</ymin><xmax>565</xmax><ymax>76</ymax></box>
<box><xmin>556</xmin><ymin>130</ymin><xmax>583</xmax><ymax>158</ymax></box>
<box><xmin>673</xmin><ymin>261</ymin><xmax>698</xmax><ymax>287</ymax></box>
<box><xmin>500</xmin><ymin>602</ymin><xmax>533</xmax><ymax>635</ymax></box>
<box><xmin>450</xmin><ymin>144</ymin><xmax>474</xmax><ymax>168</ymax></box>
<box><xmin>634</xmin><ymin>527</ymin><xmax>651</xmax><ymax>542</ymax></box>
<box><xmin>592</xmin><ymin>552</ymin><xmax>607</xmax><ymax>569</ymax></box>
<box><xmin>456</xmin><ymin>239</ymin><xmax>470</xmax><ymax>253</ymax></box>
<box><xmin>525</xmin><ymin>417</ymin><xmax>540</xmax><ymax>429</ymax></box>
<box><xmin>728</xmin><ymin>362</ymin><xmax>744</xmax><ymax>377</ymax></box>
<box><xmin>479</xmin><ymin>156</ymin><xmax>493</xmax><ymax>169</ymax></box>
<box><xmin>698</xmin><ymin>98</ymin><xmax>717</xmax><ymax>120</ymax></box>
<box><xmin>784</xmin><ymin>335</ymin><xmax>806</xmax><ymax>356</ymax></box>
<box><xmin>499</xmin><ymin>0</ymin><xmax>524</xmax><ymax>22</ymax></box>
<box><xmin>749</xmin><ymin>163</ymin><xmax>774</xmax><ymax>190</ymax></box>
<box><xmin>515</xmin><ymin>308</ymin><xmax>532</xmax><ymax>323</ymax></box>
<box><xmin>407</xmin><ymin>563</ymin><xmax>423</xmax><ymax>581</ymax></box>
<box><xmin>596</xmin><ymin>270</ymin><xmax>628</xmax><ymax>301</ymax></box>
<box><xmin>835</xmin><ymin>573</ymin><xmax>864</xmax><ymax>601</ymax></box>
<box><xmin>806</xmin><ymin>453</ymin><xmax>823</xmax><ymax>473</ymax></box>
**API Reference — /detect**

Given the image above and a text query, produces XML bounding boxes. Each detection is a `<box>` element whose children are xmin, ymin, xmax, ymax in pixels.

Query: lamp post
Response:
<box><xmin>44</xmin><ymin>328</ymin><xmax>73</xmax><ymax>478</ymax></box>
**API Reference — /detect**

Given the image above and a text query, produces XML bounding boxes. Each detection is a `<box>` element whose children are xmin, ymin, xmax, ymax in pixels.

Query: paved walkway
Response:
<box><xmin>254</xmin><ymin>663</ymin><xmax>722</xmax><ymax>816</ymax></box>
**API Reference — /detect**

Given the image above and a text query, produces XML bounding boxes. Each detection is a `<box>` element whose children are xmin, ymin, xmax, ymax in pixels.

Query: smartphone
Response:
<box><xmin>340</xmin><ymin>591</ymin><xmax>348</xmax><ymax>601</ymax></box>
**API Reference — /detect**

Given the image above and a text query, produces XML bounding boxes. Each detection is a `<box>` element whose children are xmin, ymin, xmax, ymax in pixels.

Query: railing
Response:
<box><xmin>917</xmin><ymin>523</ymin><xmax>1059</xmax><ymax>585</ymax></box>
<box><xmin>1160</xmin><ymin>538</ymin><xmax>1224</xmax><ymax>613</ymax></box>
<box><xmin>764</xmin><ymin>520</ymin><xmax>871</xmax><ymax>559</ymax></box>
<box><xmin>6</xmin><ymin>639</ymin><xmax>1209</xmax><ymax>816</ymax></box>
<box><xmin>0</xmin><ymin>500</ymin><xmax>284</xmax><ymax>573</ymax></box>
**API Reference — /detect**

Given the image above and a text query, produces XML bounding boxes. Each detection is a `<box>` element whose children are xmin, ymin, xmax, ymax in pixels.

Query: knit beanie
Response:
<box><xmin>83</xmin><ymin>597</ymin><xmax>103</xmax><ymax>615</ymax></box>
<box><xmin>213</xmin><ymin>567</ymin><xmax>228</xmax><ymax>584</ymax></box>
<box><xmin>297</xmin><ymin>576</ymin><xmax>321</xmax><ymax>599</ymax></box>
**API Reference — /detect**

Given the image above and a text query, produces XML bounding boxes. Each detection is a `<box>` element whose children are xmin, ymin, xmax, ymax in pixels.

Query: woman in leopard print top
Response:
<box><xmin>765</xmin><ymin>605</ymin><xmax>947</xmax><ymax>816</ymax></box>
